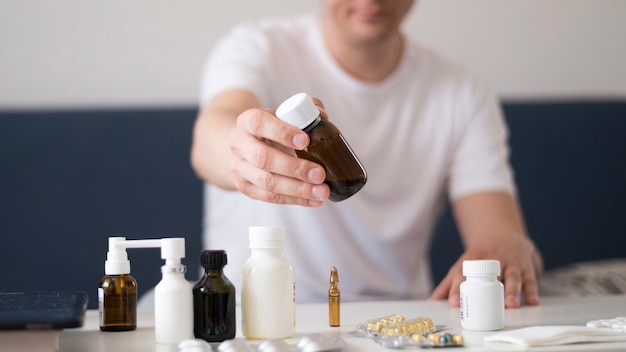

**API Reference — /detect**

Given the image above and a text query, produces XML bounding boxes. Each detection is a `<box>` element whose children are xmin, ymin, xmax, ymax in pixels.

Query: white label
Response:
<box><xmin>460</xmin><ymin>282</ymin><xmax>504</xmax><ymax>331</ymax></box>
<box><xmin>98</xmin><ymin>287</ymin><xmax>104</xmax><ymax>326</ymax></box>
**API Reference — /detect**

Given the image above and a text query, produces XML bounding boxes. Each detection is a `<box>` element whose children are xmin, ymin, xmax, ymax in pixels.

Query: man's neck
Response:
<box><xmin>322</xmin><ymin>25</ymin><xmax>404</xmax><ymax>83</ymax></box>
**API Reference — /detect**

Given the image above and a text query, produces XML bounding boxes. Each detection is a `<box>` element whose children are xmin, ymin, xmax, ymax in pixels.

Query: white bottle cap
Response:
<box><xmin>249</xmin><ymin>225</ymin><xmax>286</xmax><ymax>248</ymax></box>
<box><xmin>275</xmin><ymin>92</ymin><xmax>319</xmax><ymax>130</ymax></box>
<box><xmin>463</xmin><ymin>259</ymin><xmax>500</xmax><ymax>276</ymax></box>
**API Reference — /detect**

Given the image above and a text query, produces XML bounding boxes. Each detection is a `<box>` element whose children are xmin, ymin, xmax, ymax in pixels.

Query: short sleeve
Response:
<box><xmin>198</xmin><ymin>22</ymin><xmax>271</xmax><ymax>109</ymax></box>
<box><xmin>447</xmin><ymin>79</ymin><xmax>516</xmax><ymax>201</ymax></box>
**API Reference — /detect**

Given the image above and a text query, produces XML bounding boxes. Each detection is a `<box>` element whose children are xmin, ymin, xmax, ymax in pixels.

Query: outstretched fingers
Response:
<box><xmin>229</xmin><ymin>108</ymin><xmax>329</xmax><ymax>205</ymax></box>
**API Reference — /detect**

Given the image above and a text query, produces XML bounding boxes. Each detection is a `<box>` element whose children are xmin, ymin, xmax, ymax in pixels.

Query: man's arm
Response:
<box><xmin>430</xmin><ymin>191</ymin><xmax>543</xmax><ymax>308</ymax></box>
<box><xmin>191</xmin><ymin>89</ymin><xmax>261</xmax><ymax>189</ymax></box>
<box><xmin>190</xmin><ymin>89</ymin><xmax>329</xmax><ymax>206</ymax></box>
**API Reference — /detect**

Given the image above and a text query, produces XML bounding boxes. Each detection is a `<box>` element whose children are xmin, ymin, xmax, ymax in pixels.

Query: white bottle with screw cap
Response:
<box><xmin>459</xmin><ymin>259</ymin><xmax>505</xmax><ymax>331</ymax></box>
<box><xmin>241</xmin><ymin>225</ymin><xmax>295</xmax><ymax>339</ymax></box>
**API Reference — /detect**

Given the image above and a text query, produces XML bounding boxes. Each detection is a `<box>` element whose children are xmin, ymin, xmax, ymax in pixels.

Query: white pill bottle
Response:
<box><xmin>242</xmin><ymin>225</ymin><xmax>295</xmax><ymax>339</ymax></box>
<box><xmin>459</xmin><ymin>259</ymin><xmax>505</xmax><ymax>331</ymax></box>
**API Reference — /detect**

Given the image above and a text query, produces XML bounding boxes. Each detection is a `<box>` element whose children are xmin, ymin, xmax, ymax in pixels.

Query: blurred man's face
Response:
<box><xmin>321</xmin><ymin>0</ymin><xmax>415</xmax><ymax>46</ymax></box>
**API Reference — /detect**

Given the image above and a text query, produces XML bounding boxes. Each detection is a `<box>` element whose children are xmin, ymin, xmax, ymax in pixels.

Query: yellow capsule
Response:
<box><xmin>377</xmin><ymin>316</ymin><xmax>389</xmax><ymax>323</ymax></box>
<box><xmin>411</xmin><ymin>333</ymin><xmax>424</xmax><ymax>342</ymax></box>
<box><xmin>393</xmin><ymin>326</ymin><xmax>403</xmax><ymax>336</ymax></box>
<box><xmin>368</xmin><ymin>315</ymin><xmax>409</xmax><ymax>333</ymax></box>
<box><xmin>452</xmin><ymin>334</ymin><xmax>464</xmax><ymax>344</ymax></box>
<box><xmin>365</xmin><ymin>315</ymin><xmax>437</xmax><ymax>338</ymax></box>
<box><xmin>394</xmin><ymin>326</ymin><xmax>405</xmax><ymax>336</ymax></box>
<box><xmin>415</xmin><ymin>320</ymin><xmax>427</xmax><ymax>333</ymax></box>
<box><xmin>371</xmin><ymin>316</ymin><xmax>389</xmax><ymax>328</ymax></box>
<box><xmin>414</xmin><ymin>321</ymin><xmax>426</xmax><ymax>333</ymax></box>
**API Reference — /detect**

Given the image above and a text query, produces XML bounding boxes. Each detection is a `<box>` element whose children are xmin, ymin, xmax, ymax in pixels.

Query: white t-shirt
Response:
<box><xmin>198</xmin><ymin>15</ymin><xmax>515</xmax><ymax>303</ymax></box>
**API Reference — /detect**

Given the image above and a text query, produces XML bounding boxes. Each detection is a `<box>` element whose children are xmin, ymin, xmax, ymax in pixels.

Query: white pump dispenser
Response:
<box><xmin>104</xmin><ymin>237</ymin><xmax>131</xmax><ymax>275</ymax></box>
<box><xmin>154</xmin><ymin>238</ymin><xmax>194</xmax><ymax>345</ymax></box>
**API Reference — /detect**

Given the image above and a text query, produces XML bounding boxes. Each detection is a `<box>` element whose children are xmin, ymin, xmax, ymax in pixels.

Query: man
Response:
<box><xmin>190</xmin><ymin>0</ymin><xmax>542</xmax><ymax>307</ymax></box>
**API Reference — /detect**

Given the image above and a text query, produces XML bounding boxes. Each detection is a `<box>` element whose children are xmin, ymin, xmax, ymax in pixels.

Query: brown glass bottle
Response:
<box><xmin>193</xmin><ymin>250</ymin><xmax>236</xmax><ymax>342</ymax></box>
<box><xmin>99</xmin><ymin>274</ymin><xmax>137</xmax><ymax>331</ymax></box>
<box><xmin>276</xmin><ymin>93</ymin><xmax>367</xmax><ymax>201</ymax></box>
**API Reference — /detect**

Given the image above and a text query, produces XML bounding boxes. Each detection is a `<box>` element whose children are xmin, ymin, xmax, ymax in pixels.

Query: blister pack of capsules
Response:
<box><xmin>220</xmin><ymin>334</ymin><xmax>344</xmax><ymax>352</ymax></box>
<box><xmin>178</xmin><ymin>334</ymin><xmax>345</xmax><ymax>352</ymax></box>
<box><xmin>587</xmin><ymin>317</ymin><xmax>626</xmax><ymax>332</ymax></box>
<box><xmin>353</xmin><ymin>314</ymin><xmax>464</xmax><ymax>349</ymax></box>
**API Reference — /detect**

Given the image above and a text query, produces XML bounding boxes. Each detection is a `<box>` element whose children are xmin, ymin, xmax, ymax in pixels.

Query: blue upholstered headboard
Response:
<box><xmin>0</xmin><ymin>109</ymin><xmax>203</xmax><ymax>308</ymax></box>
<box><xmin>1</xmin><ymin>101</ymin><xmax>625</xmax><ymax>308</ymax></box>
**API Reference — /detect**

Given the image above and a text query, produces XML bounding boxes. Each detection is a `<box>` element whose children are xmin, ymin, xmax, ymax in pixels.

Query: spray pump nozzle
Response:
<box><xmin>104</xmin><ymin>236</ymin><xmax>186</xmax><ymax>275</ymax></box>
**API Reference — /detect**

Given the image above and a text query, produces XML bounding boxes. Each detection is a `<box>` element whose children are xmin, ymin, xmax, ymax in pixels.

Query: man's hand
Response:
<box><xmin>191</xmin><ymin>89</ymin><xmax>331</xmax><ymax>207</ymax></box>
<box><xmin>228</xmin><ymin>107</ymin><xmax>330</xmax><ymax>206</ymax></box>
<box><xmin>430</xmin><ymin>192</ymin><xmax>543</xmax><ymax>308</ymax></box>
<box><xmin>430</xmin><ymin>234</ymin><xmax>542</xmax><ymax>308</ymax></box>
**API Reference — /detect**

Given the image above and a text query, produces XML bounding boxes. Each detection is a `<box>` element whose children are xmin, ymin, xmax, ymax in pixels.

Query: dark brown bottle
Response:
<box><xmin>99</xmin><ymin>274</ymin><xmax>137</xmax><ymax>331</ymax></box>
<box><xmin>276</xmin><ymin>93</ymin><xmax>367</xmax><ymax>201</ymax></box>
<box><xmin>193</xmin><ymin>250</ymin><xmax>236</xmax><ymax>342</ymax></box>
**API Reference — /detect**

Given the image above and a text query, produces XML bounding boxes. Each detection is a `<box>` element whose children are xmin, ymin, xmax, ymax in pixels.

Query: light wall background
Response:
<box><xmin>1</xmin><ymin>0</ymin><xmax>625</xmax><ymax>110</ymax></box>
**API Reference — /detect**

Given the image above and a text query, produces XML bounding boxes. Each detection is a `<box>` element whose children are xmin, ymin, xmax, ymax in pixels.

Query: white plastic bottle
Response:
<box><xmin>154</xmin><ymin>238</ymin><xmax>194</xmax><ymax>344</ymax></box>
<box><xmin>459</xmin><ymin>259</ymin><xmax>505</xmax><ymax>331</ymax></box>
<box><xmin>242</xmin><ymin>225</ymin><xmax>295</xmax><ymax>339</ymax></box>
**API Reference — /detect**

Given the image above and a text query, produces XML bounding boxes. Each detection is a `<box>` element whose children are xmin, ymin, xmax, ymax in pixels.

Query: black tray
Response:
<box><xmin>0</xmin><ymin>291</ymin><xmax>88</xmax><ymax>330</ymax></box>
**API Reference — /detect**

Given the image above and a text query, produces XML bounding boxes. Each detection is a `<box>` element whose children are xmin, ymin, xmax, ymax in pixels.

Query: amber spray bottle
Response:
<box><xmin>276</xmin><ymin>92</ymin><xmax>367</xmax><ymax>202</ymax></box>
<box><xmin>99</xmin><ymin>237</ymin><xmax>137</xmax><ymax>331</ymax></box>
<box><xmin>329</xmin><ymin>266</ymin><xmax>340</xmax><ymax>327</ymax></box>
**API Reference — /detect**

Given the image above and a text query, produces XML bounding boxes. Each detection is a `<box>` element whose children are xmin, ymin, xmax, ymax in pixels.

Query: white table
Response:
<box><xmin>57</xmin><ymin>295</ymin><xmax>626</xmax><ymax>351</ymax></box>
